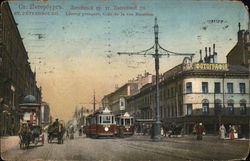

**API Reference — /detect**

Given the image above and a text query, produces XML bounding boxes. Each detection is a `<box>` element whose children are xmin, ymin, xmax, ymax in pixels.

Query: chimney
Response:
<box><xmin>213</xmin><ymin>44</ymin><xmax>217</xmax><ymax>63</ymax></box>
<box><xmin>199</xmin><ymin>50</ymin><xmax>203</xmax><ymax>63</ymax></box>
<box><xmin>237</xmin><ymin>22</ymin><xmax>243</xmax><ymax>43</ymax></box>
<box><xmin>204</xmin><ymin>47</ymin><xmax>208</xmax><ymax>63</ymax></box>
<box><xmin>213</xmin><ymin>44</ymin><xmax>215</xmax><ymax>54</ymax></box>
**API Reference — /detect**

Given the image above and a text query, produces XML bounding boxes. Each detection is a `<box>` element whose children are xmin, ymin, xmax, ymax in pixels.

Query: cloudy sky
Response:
<box><xmin>9</xmin><ymin>0</ymin><xmax>249</xmax><ymax>121</ymax></box>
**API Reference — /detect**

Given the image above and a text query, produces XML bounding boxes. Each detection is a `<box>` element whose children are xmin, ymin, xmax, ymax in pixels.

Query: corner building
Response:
<box><xmin>127</xmin><ymin>57</ymin><xmax>249</xmax><ymax>137</ymax></box>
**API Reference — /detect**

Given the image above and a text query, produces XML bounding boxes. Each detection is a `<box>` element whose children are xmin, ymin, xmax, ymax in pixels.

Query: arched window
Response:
<box><xmin>214</xmin><ymin>99</ymin><xmax>222</xmax><ymax>115</ymax></box>
<box><xmin>240</xmin><ymin>99</ymin><xmax>247</xmax><ymax>115</ymax></box>
<box><xmin>227</xmin><ymin>99</ymin><xmax>234</xmax><ymax>115</ymax></box>
<box><xmin>202</xmin><ymin>99</ymin><xmax>209</xmax><ymax>115</ymax></box>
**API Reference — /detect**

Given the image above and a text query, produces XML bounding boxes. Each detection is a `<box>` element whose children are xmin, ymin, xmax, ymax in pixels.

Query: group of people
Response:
<box><xmin>219</xmin><ymin>124</ymin><xmax>240</xmax><ymax>140</ymax></box>
<box><xmin>65</xmin><ymin>126</ymin><xmax>75</xmax><ymax>139</ymax></box>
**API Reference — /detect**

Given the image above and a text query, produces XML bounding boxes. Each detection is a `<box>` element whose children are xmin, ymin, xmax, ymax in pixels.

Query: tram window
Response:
<box><xmin>112</xmin><ymin>116</ymin><xmax>114</xmax><ymax>124</ymax></box>
<box><xmin>99</xmin><ymin>116</ymin><xmax>102</xmax><ymax>124</ymax></box>
<box><xmin>131</xmin><ymin>118</ymin><xmax>134</xmax><ymax>125</ymax></box>
<box><xmin>121</xmin><ymin>118</ymin><xmax>124</xmax><ymax>125</ymax></box>
<box><xmin>102</xmin><ymin>116</ymin><xmax>111</xmax><ymax>123</ymax></box>
<box><xmin>125</xmin><ymin>119</ymin><xmax>130</xmax><ymax>125</ymax></box>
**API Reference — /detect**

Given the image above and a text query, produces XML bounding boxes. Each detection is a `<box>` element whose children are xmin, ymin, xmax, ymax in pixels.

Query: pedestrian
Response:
<box><xmin>195</xmin><ymin>122</ymin><xmax>204</xmax><ymax>140</ymax></box>
<box><xmin>219</xmin><ymin>124</ymin><xmax>226</xmax><ymax>139</ymax></box>
<box><xmin>66</xmin><ymin>129</ymin><xmax>69</xmax><ymax>139</ymax></box>
<box><xmin>161</xmin><ymin>127</ymin><xmax>164</xmax><ymax>136</ymax></box>
<box><xmin>229</xmin><ymin>125</ymin><xmax>234</xmax><ymax>140</ymax></box>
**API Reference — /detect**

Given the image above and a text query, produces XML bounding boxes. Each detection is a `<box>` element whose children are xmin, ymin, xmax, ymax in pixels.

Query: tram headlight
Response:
<box><xmin>104</xmin><ymin>127</ymin><xmax>109</xmax><ymax>132</ymax></box>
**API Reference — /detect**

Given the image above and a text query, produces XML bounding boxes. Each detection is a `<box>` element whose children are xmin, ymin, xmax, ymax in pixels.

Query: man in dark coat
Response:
<box><xmin>195</xmin><ymin>122</ymin><xmax>204</xmax><ymax>140</ymax></box>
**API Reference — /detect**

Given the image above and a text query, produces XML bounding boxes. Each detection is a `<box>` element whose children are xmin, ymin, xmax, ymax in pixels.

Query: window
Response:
<box><xmin>125</xmin><ymin>119</ymin><xmax>130</xmax><ymax>125</ymax></box>
<box><xmin>227</xmin><ymin>83</ymin><xmax>233</xmax><ymax>93</ymax></box>
<box><xmin>202</xmin><ymin>82</ymin><xmax>208</xmax><ymax>93</ymax></box>
<box><xmin>227</xmin><ymin>103</ymin><xmax>234</xmax><ymax>114</ymax></box>
<box><xmin>120</xmin><ymin>118</ymin><xmax>124</xmax><ymax>125</ymax></box>
<box><xmin>214</xmin><ymin>82</ymin><xmax>221</xmax><ymax>93</ymax></box>
<box><xmin>240</xmin><ymin>103</ymin><xmax>246</xmax><ymax>115</ymax></box>
<box><xmin>186</xmin><ymin>82</ymin><xmax>192</xmax><ymax>94</ymax></box>
<box><xmin>102</xmin><ymin>116</ymin><xmax>111</xmax><ymax>123</ymax></box>
<box><xmin>239</xmin><ymin>83</ymin><xmax>246</xmax><ymax>94</ymax></box>
<box><xmin>202</xmin><ymin>103</ymin><xmax>209</xmax><ymax>115</ymax></box>
<box><xmin>99</xmin><ymin>116</ymin><xmax>102</xmax><ymax>124</ymax></box>
<box><xmin>187</xmin><ymin>104</ymin><xmax>192</xmax><ymax>115</ymax></box>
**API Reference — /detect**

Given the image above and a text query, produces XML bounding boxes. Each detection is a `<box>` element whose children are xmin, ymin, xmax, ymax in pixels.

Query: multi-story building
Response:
<box><xmin>126</xmin><ymin>46</ymin><xmax>249</xmax><ymax>136</ymax></box>
<box><xmin>0</xmin><ymin>2</ymin><xmax>42</xmax><ymax>136</ymax></box>
<box><xmin>227</xmin><ymin>23</ymin><xmax>250</xmax><ymax>94</ymax></box>
<box><xmin>102</xmin><ymin>82</ymin><xmax>138</xmax><ymax>115</ymax></box>
<box><xmin>41</xmin><ymin>102</ymin><xmax>51</xmax><ymax>127</ymax></box>
<box><xmin>102</xmin><ymin>72</ymin><xmax>155</xmax><ymax>115</ymax></box>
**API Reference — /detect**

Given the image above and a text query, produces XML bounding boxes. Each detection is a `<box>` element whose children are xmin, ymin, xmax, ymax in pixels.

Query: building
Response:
<box><xmin>40</xmin><ymin>102</ymin><xmax>51</xmax><ymax>127</ymax></box>
<box><xmin>126</xmin><ymin>45</ymin><xmax>249</xmax><ymax>136</ymax></box>
<box><xmin>227</xmin><ymin>22</ymin><xmax>250</xmax><ymax>94</ymax></box>
<box><xmin>227</xmin><ymin>23</ymin><xmax>249</xmax><ymax>68</ymax></box>
<box><xmin>102</xmin><ymin>72</ymin><xmax>155</xmax><ymax>115</ymax></box>
<box><xmin>0</xmin><ymin>2</ymin><xmax>42</xmax><ymax>136</ymax></box>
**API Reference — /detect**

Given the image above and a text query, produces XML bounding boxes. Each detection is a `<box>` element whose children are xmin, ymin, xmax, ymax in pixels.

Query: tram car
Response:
<box><xmin>116</xmin><ymin>112</ymin><xmax>134</xmax><ymax>136</ymax></box>
<box><xmin>84</xmin><ymin>107</ymin><xmax>117</xmax><ymax>138</ymax></box>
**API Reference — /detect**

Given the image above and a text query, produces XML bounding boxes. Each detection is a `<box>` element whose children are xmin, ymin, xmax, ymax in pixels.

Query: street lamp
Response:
<box><xmin>153</xmin><ymin>17</ymin><xmax>161</xmax><ymax>141</ymax></box>
<box><xmin>117</xmin><ymin>17</ymin><xmax>195</xmax><ymax>141</ymax></box>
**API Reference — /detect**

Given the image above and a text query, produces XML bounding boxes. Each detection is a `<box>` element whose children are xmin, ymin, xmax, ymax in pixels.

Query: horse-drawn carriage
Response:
<box><xmin>47</xmin><ymin>122</ymin><xmax>65</xmax><ymax>144</ymax></box>
<box><xmin>19</xmin><ymin>124</ymin><xmax>44</xmax><ymax>149</ymax></box>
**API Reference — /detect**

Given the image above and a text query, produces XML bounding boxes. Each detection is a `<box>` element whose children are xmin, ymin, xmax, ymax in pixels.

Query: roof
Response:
<box><xmin>19</xmin><ymin>95</ymin><xmax>40</xmax><ymax>107</ymax></box>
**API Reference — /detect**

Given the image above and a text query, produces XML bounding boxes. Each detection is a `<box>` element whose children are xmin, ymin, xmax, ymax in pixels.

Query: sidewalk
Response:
<box><xmin>0</xmin><ymin>136</ymin><xmax>19</xmax><ymax>153</ymax></box>
<box><xmin>130</xmin><ymin>134</ymin><xmax>250</xmax><ymax>142</ymax></box>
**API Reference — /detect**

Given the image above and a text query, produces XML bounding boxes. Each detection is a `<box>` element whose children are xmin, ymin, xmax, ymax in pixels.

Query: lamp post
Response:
<box><xmin>117</xmin><ymin>18</ymin><xmax>195</xmax><ymax>141</ymax></box>
<box><xmin>153</xmin><ymin>18</ymin><xmax>161</xmax><ymax>141</ymax></box>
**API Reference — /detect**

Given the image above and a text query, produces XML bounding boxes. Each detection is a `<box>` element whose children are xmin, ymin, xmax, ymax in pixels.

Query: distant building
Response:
<box><xmin>0</xmin><ymin>2</ymin><xmax>42</xmax><ymax>136</ymax></box>
<box><xmin>41</xmin><ymin>102</ymin><xmax>51</xmax><ymax>126</ymax></box>
<box><xmin>102</xmin><ymin>72</ymin><xmax>155</xmax><ymax>115</ymax></box>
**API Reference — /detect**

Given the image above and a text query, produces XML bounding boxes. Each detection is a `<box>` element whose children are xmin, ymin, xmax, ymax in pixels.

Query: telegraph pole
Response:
<box><xmin>117</xmin><ymin>17</ymin><xmax>195</xmax><ymax>141</ymax></box>
<box><xmin>93</xmin><ymin>90</ymin><xmax>96</xmax><ymax>112</ymax></box>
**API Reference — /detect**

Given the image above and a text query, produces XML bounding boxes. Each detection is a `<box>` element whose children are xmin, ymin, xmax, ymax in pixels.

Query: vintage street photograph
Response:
<box><xmin>0</xmin><ymin>0</ymin><xmax>249</xmax><ymax>160</ymax></box>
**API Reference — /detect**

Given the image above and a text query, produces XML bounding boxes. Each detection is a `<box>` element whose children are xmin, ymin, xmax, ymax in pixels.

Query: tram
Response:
<box><xmin>116</xmin><ymin>112</ymin><xmax>134</xmax><ymax>136</ymax></box>
<box><xmin>84</xmin><ymin>107</ymin><xmax>117</xmax><ymax>138</ymax></box>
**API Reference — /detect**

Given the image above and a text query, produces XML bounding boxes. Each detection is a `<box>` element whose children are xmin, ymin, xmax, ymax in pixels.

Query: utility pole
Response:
<box><xmin>93</xmin><ymin>90</ymin><xmax>96</xmax><ymax>112</ymax></box>
<box><xmin>117</xmin><ymin>17</ymin><xmax>195</xmax><ymax>141</ymax></box>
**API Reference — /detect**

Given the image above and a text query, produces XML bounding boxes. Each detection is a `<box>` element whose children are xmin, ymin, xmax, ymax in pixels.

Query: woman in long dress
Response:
<box><xmin>219</xmin><ymin>124</ymin><xmax>226</xmax><ymax>139</ymax></box>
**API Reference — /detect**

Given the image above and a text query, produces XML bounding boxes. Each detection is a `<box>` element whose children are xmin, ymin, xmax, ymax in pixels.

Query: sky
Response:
<box><xmin>9</xmin><ymin>0</ymin><xmax>249</xmax><ymax>121</ymax></box>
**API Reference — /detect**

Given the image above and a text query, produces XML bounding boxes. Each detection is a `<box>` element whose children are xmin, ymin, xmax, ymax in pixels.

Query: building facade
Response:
<box><xmin>102</xmin><ymin>72</ymin><xmax>155</xmax><ymax>115</ymax></box>
<box><xmin>0</xmin><ymin>2</ymin><xmax>42</xmax><ymax>136</ymax></box>
<box><xmin>126</xmin><ymin>54</ymin><xmax>249</xmax><ymax>136</ymax></box>
<box><xmin>41</xmin><ymin>102</ymin><xmax>51</xmax><ymax>127</ymax></box>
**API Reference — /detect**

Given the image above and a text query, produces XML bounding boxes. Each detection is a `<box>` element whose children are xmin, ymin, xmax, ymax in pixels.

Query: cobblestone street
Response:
<box><xmin>1</xmin><ymin>134</ymin><xmax>249</xmax><ymax>161</ymax></box>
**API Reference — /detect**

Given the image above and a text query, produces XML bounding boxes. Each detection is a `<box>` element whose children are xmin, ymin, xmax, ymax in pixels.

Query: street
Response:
<box><xmin>1</xmin><ymin>134</ymin><xmax>249</xmax><ymax>161</ymax></box>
